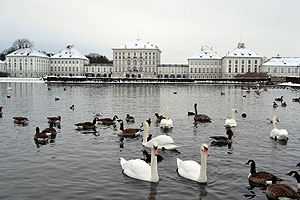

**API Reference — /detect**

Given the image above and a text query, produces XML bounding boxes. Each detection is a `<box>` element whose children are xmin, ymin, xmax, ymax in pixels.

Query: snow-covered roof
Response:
<box><xmin>51</xmin><ymin>45</ymin><xmax>89</xmax><ymax>60</ymax></box>
<box><xmin>189</xmin><ymin>46</ymin><xmax>221</xmax><ymax>60</ymax></box>
<box><xmin>262</xmin><ymin>57</ymin><xmax>300</xmax><ymax>67</ymax></box>
<box><xmin>113</xmin><ymin>39</ymin><xmax>160</xmax><ymax>51</ymax></box>
<box><xmin>0</xmin><ymin>60</ymin><xmax>4</xmax><ymax>64</ymax></box>
<box><xmin>6</xmin><ymin>47</ymin><xmax>49</xmax><ymax>58</ymax></box>
<box><xmin>224</xmin><ymin>43</ymin><xmax>261</xmax><ymax>58</ymax></box>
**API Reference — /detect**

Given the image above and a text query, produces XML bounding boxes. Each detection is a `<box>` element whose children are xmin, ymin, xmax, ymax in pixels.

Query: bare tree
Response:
<box><xmin>1</xmin><ymin>38</ymin><xmax>34</xmax><ymax>55</ymax></box>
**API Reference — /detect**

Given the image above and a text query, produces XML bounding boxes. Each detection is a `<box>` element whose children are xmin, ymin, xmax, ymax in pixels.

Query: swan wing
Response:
<box><xmin>225</xmin><ymin>119</ymin><xmax>236</xmax><ymax>127</ymax></box>
<box><xmin>160</xmin><ymin>119</ymin><xmax>173</xmax><ymax>128</ymax></box>
<box><xmin>177</xmin><ymin>158</ymin><xmax>200</xmax><ymax>182</ymax></box>
<box><xmin>120</xmin><ymin>158</ymin><xmax>151</xmax><ymax>181</ymax></box>
<box><xmin>270</xmin><ymin>129</ymin><xmax>288</xmax><ymax>140</ymax></box>
<box><xmin>144</xmin><ymin>135</ymin><xmax>178</xmax><ymax>150</ymax></box>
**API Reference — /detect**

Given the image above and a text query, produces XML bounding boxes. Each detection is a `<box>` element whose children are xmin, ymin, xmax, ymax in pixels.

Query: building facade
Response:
<box><xmin>157</xmin><ymin>64</ymin><xmax>188</xmax><ymax>78</ymax></box>
<box><xmin>0</xmin><ymin>60</ymin><xmax>6</xmax><ymax>72</ymax></box>
<box><xmin>6</xmin><ymin>47</ymin><xmax>50</xmax><ymax>78</ymax></box>
<box><xmin>222</xmin><ymin>43</ymin><xmax>263</xmax><ymax>78</ymax></box>
<box><xmin>111</xmin><ymin>39</ymin><xmax>161</xmax><ymax>78</ymax></box>
<box><xmin>188</xmin><ymin>46</ymin><xmax>222</xmax><ymax>79</ymax></box>
<box><xmin>261</xmin><ymin>57</ymin><xmax>300</xmax><ymax>77</ymax></box>
<box><xmin>50</xmin><ymin>45</ymin><xmax>89</xmax><ymax>76</ymax></box>
<box><xmin>84</xmin><ymin>63</ymin><xmax>113</xmax><ymax>77</ymax></box>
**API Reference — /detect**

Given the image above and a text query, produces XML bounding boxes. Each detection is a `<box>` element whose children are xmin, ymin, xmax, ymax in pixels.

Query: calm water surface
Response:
<box><xmin>0</xmin><ymin>82</ymin><xmax>299</xmax><ymax>200</ymax></box>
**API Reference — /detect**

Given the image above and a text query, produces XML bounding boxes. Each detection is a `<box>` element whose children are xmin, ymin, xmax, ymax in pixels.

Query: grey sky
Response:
<box><xmin>0</xmin><ymin>0</ymin><xmax>299</xmax><ymax>63</ymax></box>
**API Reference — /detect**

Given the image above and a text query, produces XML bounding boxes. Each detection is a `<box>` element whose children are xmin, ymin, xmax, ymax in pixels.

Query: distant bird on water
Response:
<box><xmin>13</xmin><ymin>117</ymin><xmax>29</xmax><ymax>125</ymax></box>
<box><xmin>70</xmin><ymin>105</ymin><xmax>74</xmax><ymax>110</ymax></box>
<box><xmin>241</xmin><ymin>113</ymin><xmax>247</xmax><ymax>118</ymax></box>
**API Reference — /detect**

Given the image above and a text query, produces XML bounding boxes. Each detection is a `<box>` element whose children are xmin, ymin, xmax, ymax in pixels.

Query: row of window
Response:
<box><xmin>267</xmin><ymin>67</ymin><xmax>298</xmax><ymax>74</ymax></box>
<box><xmin>115</xmin><ymin>51</ymin><xmax>157</xmax><ymax>56</ymax></box>
<box><xmin>228</xmin><ymin>67</ymin><xmax>258</xmax><ymax>73</ymax></box>
<box><xmin>114</xmin><ymin>60</ymin><xmax>156</xmax><ymax>66</ymax></box>
<box><xmin>8</xmin><ymin>58</ymin><xmax>49</xmax><ymax>63</ymax></box>
<box><xmin>190</xmin><ymin>68</ymin><xmax>222</xmax><ymax>73</ymax></box>
<box><xmin>228</xmin><ymin>59</ymin><xmax>258</xmax><ymax>64</ymax></box>
<box><xmin>190</xmin><ymin>60</ymin><xmax>222</xmax><ymax>66</ymax></box>
<box><xmin>51</xmin><ymin>67</ymin><xmax>80</xmax><ymax>72</ymax></box>
<box><xmin>115</xmin><ymin>56</ymin><xmax>156</xmax><ymax>60</ymax></box>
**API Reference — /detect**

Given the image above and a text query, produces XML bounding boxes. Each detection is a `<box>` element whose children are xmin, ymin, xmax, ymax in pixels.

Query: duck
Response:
<box><xmin>47</xmin><ymin>116</ymin><xmax>61</xmax><ymax>124</ymax></box>
<box><xmin>177</xmin><ymin>144</ymin><xmax>209</xmax><ymax>183</ymax></box>
<box><xmin>273</xmin><ymin>102</ymin><xmax>278</xmax><ymax>108</ymax></box>
<box><xmin>245</xmin><ymin>160</ymin><xmax>283</xmax><ymax>185</ymax></box>
<box><xmin>75</xmin><ymin>117</ymin><xmax>99</xmax><ymax>130</ymax></box>
<box><xmin>287</xmin><ymin>171</ymin><xmax>300</xmax><ymax>190</ymax></box>
<box><xmin>117</xmin><ymin>120</ymin><xmax>142</xmax><ymax>138</ymax></box>
<box><xmin>225</xmin><ymin>109</ymin><xmax>238</xmax><ymax>128</ymax></box>
<box><xmin>41</xmin><ymin>123</ymin><xmax>57</xmax><ymax>140</ymax></box>
<box><xmin>297</xmin><ymin>162</ymin><xmax>300</xmax><ymax>167</ymax></box>
<box><xmin>241</xmin><ymin>113</ymin><xmax>247</xmax><ymax>118</ymax></box>
<box><xmin>13</xmin><ymin>117</ymin><xmax>29</xmax><ymax>125</ymax></box>
<box><xmin>120</xmin><ymin>141</ymin><xmax>159</xmax><ymax>182</ymax></box>
<box><xmin>142</xmin><ymin>121</ymin><xmax>178</xmax><ymax>150</ymax></box>
<box><xmin>270</xmin><ymin>116</ymin><xmax>288</xmax><ymax>141</ymax></box>
<box><xmin>160</xmin><ymin>106</ymin><xmax>173</xmax><ymax>129</ymax></box>
<box><xmin>34</xmin><ymin>127</ymin><xmax>48</xmax><ymax>143</ymax></box>
<box><xmin>54</xmin><ymin>97</ymin><xmax>60</xmax><ymax>101</ymax></box>
<box><xmin>292</xmin><ymin>97</ymin><xmax>300</xmax><ymax>102</ymax></box>
<box><xmin>70</xmin><ymin>105</ymin><xmax>74</xmax><ymax>110</ymax></box>
<box><xmin>275</xmin><ymin>96</ymin><xmax>283</xmax><ymax>102</ymax></box>
<box><xmin>125</xmin><ymin>114</ymin><xmax>135</xmax><ymax>123</ymax></box>
<box><xmin>210</xmin><ymin>129</ymin><xmax>233</xmax><ymax>146</ymax></box>
<box><xmin>187</xmin><ymin>111</ymin><xmax>195</xmax><ymax>116</ymax></box>
<box><xmin>221</xmin><ymin>92</ymin><xmax>225</xmax><ymax>96</ymax></box>
<box><xmin>98</xmin><ymin>115</ymin><xmax>118</xmax><ymax>125</ymax></box>
<box><xmin>142</xmin><ymin>150</ymin><xmax>164</xmax><ymax>163</ymax></box>
<box><xmin>266</xmin><ymin>176</ymin><xmax>300</xmax><ymax>200</ymax></box>
<box><xmin>281</xmin><ymin>101</ymin><xmax>287</xmax><ymax>107</ymax></box>
<box><xmin>193</xmin><ymin>103</ymin><xmax>211</xmax><ymax>123</ymax></box>
<box><xmin>0</xmin><ymin>106</ymin><xmax>3</xmax><ymax>115</ymax></box>
<box><xmin>154</xmin><ymin>113</ymin><xmax>165</xmax><ymax>123</ymax></box>
<box><xmin>146</xmin><ymin>118</ymin><xmax>151</xmax><ymax>126</ymax></box>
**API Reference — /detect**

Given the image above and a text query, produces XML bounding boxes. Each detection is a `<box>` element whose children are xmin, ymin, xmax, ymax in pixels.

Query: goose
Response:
<box><xmin>292</xmin><ymin>97</ymin><xmax>300</xmax><ymax>102</ymax></box>
<box><xmin>120</xmin><ymin>141</ymin><xmax>159</xmax><ymax>182</ymax></box>
<box><xmin>125</xmin><ymin>114</ymin><xmax>135</xmax><ymax>123</ymax></box>
<box><xmin>177</xmin><ymin>144</ymin><xmax>209</xmax><ymax>183</ymax></box>
<box><xmin>225</xmin><ymin>109</ymin><xmax>238</xmax><ymax>128</ymax></box>
<box><xmin>0</xmin><ymin>106</ymin><xmax>3</xmax><ymax>115</ymax></box>
<box><xmin>221</xmin><ymin>92</ymin><xmax>225</xmax><ymax>96</ymax></box>
<box><xmin>117</xmin><ymin>120</ymin><xmax>141</xmax><ymax>138</ymax></box>
<box><xmin>270</xmin><ymin>116</ymin><xmax>288</xmax><ymax>141</ymax></box>
<box><xmin>241</xmin><ymin>113</ymin><xmax>247</xmax><ymax>118</ymax></box>
<box><xmin>297</xmin><ymin>162</ymin><xmax>300</xmax><ymax>167</ymax></box>
<box><xmin>142</xmin><ymin>150</ymin><xmax>164</xmax><ymax>163</ymax></box>
<box><xmin>275</xmin><ymin>96</ymin><xmax>283</xmax><ymax>102</ymax></box>
<box><xmin>98</xmin><ymin>115</ymin><xmax>118</xmax><ymax>125</ymax></box>
<box><xmin>266</xmin><ymin>176</ymin><xmax>300</xmax><ymax>200</ymax></box>
<box><xmin>146</xmin><ymin>118</ymin><xmax>151</xmax><ymax>126</ymax></box>
<box><xmin>188</xmin><ymin>111</ymin><xmax>195</xmax><ymax>116</ymax></box>
<box><xmin>160</xmin><ymin>106</ymin><xmax>173</xmax><ymax>129</ymax></box>
<box><xmin>193</xmin><ymin>103</ymin><xmax>211</xmax><ymax>123</ymax></box>
<box><xmin>13</xmin><ymin>117</ymin><xmax>29</xmax><ymax>125</ymax></box>
<box><xmin>41</xmin><ymin>123</ymin><xmax>57</xmax><ymax>140</ymax></box>
<box><xmin>273</xmin><ymin>102</ymin><xmax>278</xmax><ymax>108</ymax></box>
<box><xmin>287</xmin><ymin>171</ymin><xmax>300</xmax><ymax>190</ymax></box>
<box><xmin>154</xmin><ymin>113</ymin><xmax>165</xmax><ymax>123</ymax></box>
<box><xmin>142</xmin><ymin>121</ymin><xmax>178</xmax><ymax>150</ymax></box>
<box><xmin>47</xmin><ymin>116</ymin><xmax>61</xmax><ymax>124</ymax></box>
<box><xmin>34</xmin><ymin>127</ymin><xmax>48</xmax><ymax>143</ymax></box>
<box><xmin>245</xmin><ymin>160</ymin><xmax>283</xmax><ymax>185</ymax></box>
<box><xmin>75</xmin><ymin>117</ymin><xmax>99</xmax><ymax>130</ymax></box>
<box><xmin>281</xmin><ymin>101</ymin><xmax>287</xmax><ymax>107</ymax></box>
<box><xmin>210</xmin><ymin>129</ymin><xmax>233</xmax><ymax>146</ymax></box>
<box><xmin>70</xmin><ymin>105</ymin><xmax>74</xmax><ymax>110</ymax></box>
<box><xmin>54</xmin><ymin>97</ymin><xmax>60</xmax><ymax>101</ymax></box>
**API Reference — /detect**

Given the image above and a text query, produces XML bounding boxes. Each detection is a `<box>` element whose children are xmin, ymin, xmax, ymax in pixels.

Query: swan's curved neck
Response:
<box><xmin>142</xmin><ymin>124</ymin><xmax>149</xmax><ymax>144</ymax></box>
<box><xmin>197</xmin><ymin>150</ymin><xmax>207</xmax><ymax>182</ymax></box>
<box><xmin>272</xmin><ymin>117</ymin><xmax>277</xmax><ymax>129</ymax></box>
<box><xmin>150</xmin><ymin>147</ymin><xmax>159</xmax><ymax>182</ymax></box>
<box><xmin>231</xmin><ymin>110</ymin><xmax>235</xmax><ymax>120</ymax></box>
<box><xmin>166</xmin><ymin>107</ymin><xmax>169</xmax><ymax>120</ymax></box>
<box><xmin>194</xmin><ymin>104</ymin><xmax>198</xmax><ymax>115</ymax></box>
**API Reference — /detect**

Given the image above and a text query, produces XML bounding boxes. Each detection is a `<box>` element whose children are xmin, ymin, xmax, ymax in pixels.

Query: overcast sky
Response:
<box><xmin>0</xmin><ymin>0</ymin><xmax>299</xmax><ymax>63</ymax></box>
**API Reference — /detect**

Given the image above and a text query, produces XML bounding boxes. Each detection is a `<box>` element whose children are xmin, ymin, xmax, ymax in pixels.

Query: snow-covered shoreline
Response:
<box><xmin>0</xmin><ymin>77</ymin><xmax>45</xmax><ymax>83</ymax></box>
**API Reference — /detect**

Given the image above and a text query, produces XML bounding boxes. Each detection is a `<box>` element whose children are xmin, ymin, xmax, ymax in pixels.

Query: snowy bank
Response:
<box><xmin>0</xmin><ymin>77</ymin><xmax>45</xmax><ymax>83</ymax></box>
<box><xmin>278</xmin><ymin>82</ymin><xmax>300</xmax><ymax>87</ymax></box>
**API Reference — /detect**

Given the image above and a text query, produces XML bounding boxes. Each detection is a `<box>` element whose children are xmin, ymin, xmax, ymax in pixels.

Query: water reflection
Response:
<box><xmin>147</xmin><ymin>182</ymin><xmax>158</xmax><ymax>200</ymax></box>
<box><xmin>198</xmin><ymin>183</ymin><xmax>208</xmax><ymax>200</ymax></box>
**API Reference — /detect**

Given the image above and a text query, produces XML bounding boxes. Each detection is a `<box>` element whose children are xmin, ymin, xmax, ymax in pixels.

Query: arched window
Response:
<box><xmin>139</xmin><ymin>60</ymin><xmax>143</xmax><ymax>65</ymax></box>
<box><xmin>133</xmin><ymin>60</ymin><xmax>137</xmax><ymax>65</ymax></box>
<box><xmin>127</xmin><ymin>60</ymin><xmax>131</xmax><ymax>65</ymax></box>
<box><xmin>139</xmin><ymin>67</ymin><xmax>143</xmax><ymax>72</ymax></box>
<box><xmin>127</xmin><ymin>67</ymin><xmax>131</xmax><ymax>72</ymax></box>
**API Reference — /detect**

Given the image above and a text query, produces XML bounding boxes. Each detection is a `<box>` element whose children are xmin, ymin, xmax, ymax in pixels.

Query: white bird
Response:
<box><xmin>270</xmin><ymin>115</ymin><xmax>288</xmax><ymax>141</ymax></box>
<box><xmin>177</xmin><ymin>144</ymin><xmax>209</xmax><ymax>183</ymax></box>
<box><xmin>120</xmin><ymin>141</ymin><xmax>159</xmax><ymax>182</ymax></box>
<box><xmin>142</xmin><ymin>121</ymin><xmax>178</xmax><ymax>150</ymax></box>
<box><xmin>160</xmin><ymin>106</ymin><xmax>173</xmax><ymax>129</ymax></box>
<box><xmin>225</xmin><ymin>109</ymin><xmax>238</xmax><ymax>128</ymax></box>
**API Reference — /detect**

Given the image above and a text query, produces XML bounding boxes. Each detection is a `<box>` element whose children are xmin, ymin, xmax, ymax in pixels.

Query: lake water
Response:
<box><xmin>0</xmin><ymin>82</ymin><xmax>299</xmax><ymax>200</ymax></box>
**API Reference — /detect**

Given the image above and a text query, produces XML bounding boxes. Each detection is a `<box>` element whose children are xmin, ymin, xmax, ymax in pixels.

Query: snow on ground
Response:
<box><xmin>278</xmin><ymin>82</ymin><xmax>300</xmax><ymax>87</ymax></box>
<box><xmin>0</xmin><ymin>77</ymin><xmax>45</xmax><ymax>83</ymax></box>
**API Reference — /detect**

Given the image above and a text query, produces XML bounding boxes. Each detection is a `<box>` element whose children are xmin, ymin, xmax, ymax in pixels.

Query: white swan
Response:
<box><xmin>177</xmin><ymin>144</ymin><xmax>209</xmax><ymax>183</ymax></box>
<box><xmin>160</xmin><ymin>106</ymin><xmax>173</xmax><ymax>129</ymax></box>
<box><xmin>270</xmin><ymin>115</ymin><xmax>288</xmax><ymax>140</ymax></box>
<box><xmin>225</xmin><ymin>109</ymin><xmax>238</xmax><ymax>128</ymax></box>
<box><xmin>120</xmin><ymin>141</ymin><xmax>159</xmax><ymax>182</ymax></box>
<box><xmin>143</xmin><ymin>121</ymin><xmax>178</xmax><ymax>150</ymax></box>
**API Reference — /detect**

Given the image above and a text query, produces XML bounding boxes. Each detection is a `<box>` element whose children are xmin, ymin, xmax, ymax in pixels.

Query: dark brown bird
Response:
<box><xmin>0</xmin><ymin>106</ymin><xmax>3</xmax><ymax>114</ymax></box>
<box><xmin>275</xmin><ymin>96</ymin><xmax>283</xmax><ymax>102</ymax></box>
<box><xmin>266</xmin><ymin>176</ymin><xmax>300</xmax><ymax>200</ymax></box>
<box><xmin>117</xmin><ymin>120</ymin><xmax>141</xmax><ymax>138</ymax></box>
<box><xmin>75</xmin><ymin>117</ymin><xmax>98</xmax><ymax>130</ymax></box>
<box><xmin>41</xmin><ymin>123</ymin><xmax>57</xmax><ymax>139</ymax></box>
<box><xmin>13</xmin><ymin>117</ymin><xmax>29</xmax><ymax>125</ymax></box>
<box><xmin>47</xmin><ymin>116</ymin><xmax>61</xmax><ymax>124</ymax></box>
<box><xmin>245</xmin><ymin>160</ymin><xmax>283</xmax><ymax>185</ymax></box>
<box><xmin>292</xmin><ymin>97</ymin><xmax>300</xmax><ymax>102</ymax></box>
<box><xmin>98</xmin><ymin>115</ymin><xmax>118</xmax><ymax>125</ymax></box>
<box><xmin>210</xmin><ymin>129</ymin><xmax>233</xmax><ymax>145</ymax></box>
<box><xmin>286</xmin><ymin>171</ymin><xmax>300</xmax><ymax>190</ymax></box>
<box><xmin>34</xmin><ymin>127</ymin><xmax>48</xmax><ymax>143</ymax></box>
<box><xmin>154</xmin><ymin>113</ymin><xmax>165</xmax><ymax>123</ymax></box>
<box><xmin>125</xmin><ymin>114</ymin><xmax>135</xmax><ymax>123</ymax></box>
<box><xmin>193</xmin><ymin>103</ymin><xmax>211</xmax><ymax>122</ymax></box>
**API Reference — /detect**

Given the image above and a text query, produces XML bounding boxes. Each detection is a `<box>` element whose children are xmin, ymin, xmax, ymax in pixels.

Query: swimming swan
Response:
<box><xmin>225</xmin><ymin>109</ymin><xmax>238</xmax><ymax>128</ymax></box>
<box><xmin>120</xmin><ymin>141</ymin><xmax>159</xmax><ymax>182</ymax></box>
<box><xmin>270</xmin><ymin>116</ymin><xmax>288</xmax><ymax>141</ymax></box>
<box><xmin>177</xmin><ymin>144</ymin><xmax>209</xmax><ymax>183</ymax></box>
<box><xmin>160</xmin><ymin>106</ymin><xmax>173</xmax><ymax>129</ymax></box>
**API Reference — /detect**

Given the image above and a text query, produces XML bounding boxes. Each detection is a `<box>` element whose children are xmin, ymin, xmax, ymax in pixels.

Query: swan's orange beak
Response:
<box><xmin>154</xmin><ymin>146</ymin><xmax>158</xmax><ymax>156</ymax></box>
<box><xmin>205</xmin><ymin>148</ymin><xmax>209</xmax><ymax>156</ymax></box>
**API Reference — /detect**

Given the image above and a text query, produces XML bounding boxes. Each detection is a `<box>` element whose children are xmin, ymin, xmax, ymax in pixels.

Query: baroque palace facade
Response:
<box><xmin>3</xmin><ymin>39</ymin><xmax>299</xmax><ymax>79</ymax></box>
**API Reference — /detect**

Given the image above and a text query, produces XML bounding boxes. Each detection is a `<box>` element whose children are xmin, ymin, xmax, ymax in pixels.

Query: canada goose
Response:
<box><xmin>270</xmin><ymin>116</ymin><xmax>288</xmax><ymax>141</ymax></box>
<box><xmin>266</xmin><ymin>176</ymin><xmax>300</xmax><ymax>200</ymax></box>
<box><xmin>7</xmin><ymin>95</ymin><xmax>11</xmax><ymax>98</ymax></box>
<box><xmin>117</xmin><ymin>120</ymin><xmax>141</xmax><ymax>138</ymax></box>
<box><xmin>120</xmin><ymin>141</ymin><xmax>159</xmax><ymax>182</ymax></box>
<box><xmin>34</xmin><ymin>127</ymin><xmax>48</xmax><ymax>143</ymax></box>
<box><xmin>273</xmin><ymin>102</ymin><xmax>278</xmax><ymax>108</ymax></box>
<box><xmin>41</xmin><ymin>123</ymin><xmax>57</xmax><ymax>140</ymax></box>
<box><xmin>225</xmin><ymin>109</ymin><xmax>238</xmax><ymax>128</ymax></box>
<box><xmin>98</xmin><ymin>115</ymin><xmax>118</xmax><ymax>125</ymax></box>
<box><xmin>286</xmin><ymin>171</ymin><xmax>300</xmax><ymax>190</ymax></box>
<box><xmin>281</xmin><ymin>102</ymin><xmax>287</xmax><ymax>107</ymax></box>
<box><xmin>241</xmin><ymin>113</ymin><xmax>247</xmax><ymax>118</ymax></box>
<box><xmin>13</xmin><ymin>117</ymin><xmax>29</xmax><ymax>125</ymax></box>
<box><xmin>54</xmin><ymin>97</ymin><xmax>60</xmax><ymax>101</ymax></box>
<box><xmin>221</xmin><ymin>92</ymin><xmax>225</xmax><ymax>96</ymax></box>
<box><xmin>243</xmin><ymin>95</ymin><xmax>247</xmax><ymax>98</ymax></box>
<box><xmin>146</xmin><ymin>118</ymin><xmax>151</xmax><ymax>126</ymax></box>
<box><xmin>70</xmin><ymin>105</ymin><xmax>74</xmax><ymax>110</ymax></box>
<box><xmin>245</xmin><ymin>160</ymin><xmax>283</xmax><ymax>185</ymax></box>
<box><xmin>177</xmin><ymin>144</ymin><xmax>209</xmax><ymax>183</ymax></box>
<box><xmin>193</xmin><ymin>103</ymin><xmax>211</xmax><ymax>123</ymax></box>
<box><xmin>297</xmin><ymin>162</ymin><xmax>300</xmax><ymax>167</ymax></box>
<box><xmin>188</xmin><ymin>111</ymin><xmax>195</xmax><ymax>116</ymax></box>
<box><xmin>75</xmin><ymin>117</ymin><xmax>99</xmax><ymax>130</ymax></box>
<box><xmin>0</xmin><ymin>106</ymin><xmax>3</xmax><ymax>115</ymax></box>
<box><xmin>275</xmin><ymin>96</ymin><xmax>283</xmax><ymax>102</ymax></box>
<box><xmin>47</xmin><ymin>116</ymin><xmax>61</xmax><ymax>124</ymax></box>
<box><xmin>292</xmin><ymin>97</ymin><xmax>300</xmax><ymax>102</ymax></box>
<box><xmin>142</xmin><ymin>150</ymin><xmax>164</xmax><ymax>163</ymax></box>
<box><xmin>154</xmin><ymin>113</ymin><xmax>165</xmax><ymax>123</ymax></box>
<box><xmin>210</xmin><ymin>129</ymin><xmax>233</xmax><ymax>146</ymax></box>
<box><xmin>125</xmin><ymin>114</ymin><xmax>135</xmax><ymax>123</ymax></box>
